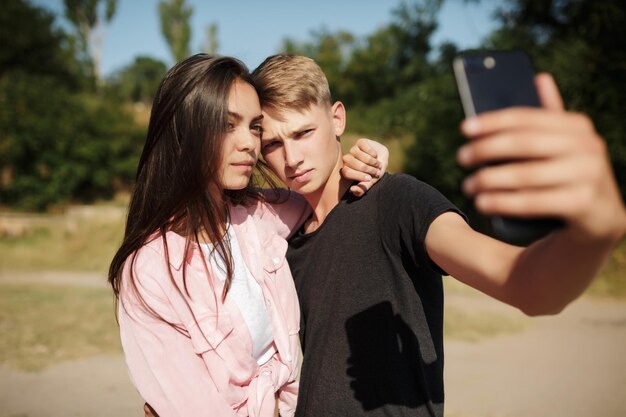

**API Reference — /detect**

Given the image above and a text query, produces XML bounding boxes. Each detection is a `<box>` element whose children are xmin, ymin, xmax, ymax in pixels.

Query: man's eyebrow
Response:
<box><xmin>262</xmin><ymin>123</ymin><xmax>314</xmax><ymax>142</ymax></box>
<box><xmin>252</xmin><ymin>114</ymin><xmax>264</xmax><ymax>123</ymax></box>
<box><xmin>289</xmin><ymin>123</ymin><xmax>314</xmax><ymax>137</ymax></box>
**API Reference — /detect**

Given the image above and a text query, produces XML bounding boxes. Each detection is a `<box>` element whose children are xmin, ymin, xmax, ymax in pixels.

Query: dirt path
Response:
<box><xmin>444</xmin><ymin>293</ymin><xmax>626</xmax><ymax>417</ymax></box>
<box><xmin>0</xmin><ymin>356</ymin><xmax>142</xmax><ymax>417</ymax></box>
<box><xmin>1</xmin><ymin>273</ymin><xmax>625</xmax><ymax>417</ymax></box>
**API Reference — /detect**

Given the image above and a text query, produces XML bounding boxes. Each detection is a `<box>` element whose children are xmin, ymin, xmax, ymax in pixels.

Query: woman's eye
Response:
<box><xmin>227</xmin><ymin>122</ymin><xmax>235</xmax><ymax>130</ymax></box>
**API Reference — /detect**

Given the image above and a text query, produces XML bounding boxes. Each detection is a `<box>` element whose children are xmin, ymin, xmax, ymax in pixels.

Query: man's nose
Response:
<box><xmin>284</xmin><ymin>141</ymin><xmax>303</xmax><ymax>168</ymax></box>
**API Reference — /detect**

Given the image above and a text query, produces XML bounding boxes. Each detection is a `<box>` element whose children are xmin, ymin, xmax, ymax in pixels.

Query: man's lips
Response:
<box><xmin>288</xmin><ymin>168</ymin><xmax>313</xmax><ymax>184</ymax></box>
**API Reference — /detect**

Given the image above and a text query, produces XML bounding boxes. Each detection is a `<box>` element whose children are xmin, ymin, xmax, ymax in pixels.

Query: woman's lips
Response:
<box><xmin>231</xmin><ymin>161</ymin><xmax>255</xmax><ymax>172</ymax></box>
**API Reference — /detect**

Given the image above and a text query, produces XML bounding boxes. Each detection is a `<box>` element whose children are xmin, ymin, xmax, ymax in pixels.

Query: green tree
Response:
<box><xmin>63</xmin><ymin>0</ymin><xmax>117</xmax><ymax>83</ymax></box>
<box><xmin>202</xmin><ymin>22</ymin><xmax>219</xmax><ymax>55</ymax></box>
<box><xmin>108</xmin><ymin>56</ymin><xmax>168</xmax><ymax>104</ymax></box>
<box><xmin>1</xmin><ymin>0</ymin><xmax>142</xmax><ymax>210</ymax></box>
<box><xmin>484</xmin><ymin>0</ymin><xmax>626</xmax><ymax>199</ymax></box>
<box><xmin>281</xmin><ymin>29</ymin><xmax>355</xmax><ymax>101</ymax></box>
<box><xmin>159</xmin><ymin>0</ymin><xmax>193</xmax><ymax>63</ymax></box>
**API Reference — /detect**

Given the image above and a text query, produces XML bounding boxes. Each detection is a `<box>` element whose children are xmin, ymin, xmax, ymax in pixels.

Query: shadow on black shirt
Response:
<box><xmin>345</xmin><ymin>301</ymin><xmax>442</xmax><ymax>414</ymax></box>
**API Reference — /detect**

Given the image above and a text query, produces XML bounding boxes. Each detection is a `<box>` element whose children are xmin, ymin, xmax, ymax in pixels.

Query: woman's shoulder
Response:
<box><xmin>120</xmin><ymin>232</ymin><xmax>206</xmax><ymax>314</ymax></box>
<box><xmin>121</xmin><ymin>231</ymin><xmax>188</xmax><ymax>291</ymax></box>
<box><xmin>133</xmin><ymin>231</ymin><xmax>186</xmax><ymax>267</ymax></box>
<box><xmin>249</xmin><ymin>189</ymin><xmax>310</xmax><ymax>238</ymax></box>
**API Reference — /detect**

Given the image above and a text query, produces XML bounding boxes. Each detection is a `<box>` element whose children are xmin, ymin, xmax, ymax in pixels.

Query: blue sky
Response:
<box><xmin>33</xmin><ymin>0</ymin><xmax>500</xmax><ymax>77</ymax></box>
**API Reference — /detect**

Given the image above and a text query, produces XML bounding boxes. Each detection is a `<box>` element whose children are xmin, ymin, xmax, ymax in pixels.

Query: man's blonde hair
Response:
<box><xmin>251</xmin><ymin>55</ymin><xmax>332</xmax><ymax>116</ymax></box>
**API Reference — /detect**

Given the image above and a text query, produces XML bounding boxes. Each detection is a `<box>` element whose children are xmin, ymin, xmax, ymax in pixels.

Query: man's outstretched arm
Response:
<box><xmin>425</xmin><ymin>73</ymin><xmax>626</xmax><ymax>315</ymax></box>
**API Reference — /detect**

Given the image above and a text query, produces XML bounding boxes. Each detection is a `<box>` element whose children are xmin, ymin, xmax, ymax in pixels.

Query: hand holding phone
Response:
<box><xmin>453</xmin><ymin>50</ymin><xmax>563</xmax><ymax>245</ymax></box>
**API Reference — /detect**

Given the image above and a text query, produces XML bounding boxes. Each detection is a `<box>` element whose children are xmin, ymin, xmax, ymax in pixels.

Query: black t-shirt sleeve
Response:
<box><xmin>378</xmin><ymin>173</ymin><xmax>466</xmax><ymax>275</ymax></box>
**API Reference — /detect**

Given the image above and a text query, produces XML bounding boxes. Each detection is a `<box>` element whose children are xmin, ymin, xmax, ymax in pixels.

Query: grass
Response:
<box><xmin>0</xmin><ymin>208</ymin><xmax>126</xmax><ymax>274</ymax></box>
<box><xmin>443</xmin><ymin>278</ymin><xmax>529</xmax><ymax>342</ymax></box>
<box><xmin>443</xmin><ymin>305</ymin><xmax>527</xmax><ymax>342</ymax></box>
<box><xmin>587</xmin><ymin>239</ymin><xmax>626</xmax><ymax>298</ymax></box>
<box><xmin>0</xmin><ymin>282</ymin><xmax>121</xmax><ymax>371</ymax></box>
<box><xmin>0</xmin><ymin>280</ymin><xmax>524</xmax><ymax>372</ymax></box>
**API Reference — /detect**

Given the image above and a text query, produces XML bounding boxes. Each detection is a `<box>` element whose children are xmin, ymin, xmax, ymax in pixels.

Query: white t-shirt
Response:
<box><xmin>201</xmin><ymin>227</ymin><xmax>276</xmax><ymax>365</ymax></box>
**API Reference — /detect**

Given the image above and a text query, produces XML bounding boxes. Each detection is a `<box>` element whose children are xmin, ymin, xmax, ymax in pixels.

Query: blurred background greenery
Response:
<box><xmin>0</xmin><ymin>0</ymin><xmax>625</xmax><ymax>388</ymax></box>
<box><xmin>1</xmin><ymin>0</ymin><xmax>624</xmax><ymax>281</ymax></box>
<box><xmin>1</xmin><ymin>8</ymin><xmax>624</xmax><ymax>417</ymax></box>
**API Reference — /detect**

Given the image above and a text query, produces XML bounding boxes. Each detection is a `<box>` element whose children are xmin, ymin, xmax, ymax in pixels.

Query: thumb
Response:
<box><xmin>535</xmin><ymin>72</ymin><xmax>565</xmax><ymax>111</ymax></box>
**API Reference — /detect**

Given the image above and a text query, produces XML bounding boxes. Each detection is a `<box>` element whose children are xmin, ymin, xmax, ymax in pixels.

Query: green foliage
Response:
<box><xmin>281</xmin><ymin>29</ymin><xmax>356</xmax><ymax>102</ymax></box>
<box><xmin>107</xmin><ymin>55</ymin><xmax>168</xmax><ymax>104</ymax></box>
<box><xmin>485</xmin><ymin>0</ymin><xmax>626</xmax><ymax>200</ymax></box>
<box><xmin>281</xmin><ymin>1</ymin><xmax>441</xmax><ymax>106</ymax></box>
<box><xmin>0</xmin><ymin>0</ymin><xmax>80</xmax><ymax>87</ymax></box>
<box><xmin>159</xmin><ymin>0</ymin><xmax>193</xmax><ymax>63</ymax></box>
<box><xmin>202</xmin><ymin>22</ymin><xmax>219</xmax><ymax>55</ymax></box>
<box><xmin>64</xmin><ymin>0</ymin><xmax>117</xmax><ymax>27</ymax></box>
<box><xmin>402</xmin><ymin>72</ymin><xmax>467</xmax><ymax>211</ymax></box>
<box><xmin>0</xmin><ymin>0</ymin><xmax>144</xmax><ymax>210</ymax></box>
<box><xmin>63</xmin><ymin>0</ymin><xmax>118</xmax><ymax>82</ymax></box>
<box><xmin>0</xmin><ymin>72</ymin><xmax>144</xmax><ymax>210</ymax></box>
<box><xmin>3</xmin><ymin>0</ymin><xmax>625</xmax><ymax>216</ymax></box>
<box><xmin>280</xmin><ymin>0</ymin><xmax>626</xmax><ymax>227</ymax></box>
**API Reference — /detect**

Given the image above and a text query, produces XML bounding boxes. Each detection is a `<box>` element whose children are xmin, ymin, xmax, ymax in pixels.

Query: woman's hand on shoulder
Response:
<box><xmin>341</xmin><ymin>138</ymin><xmax>389</xmax><ymax>197</ymax></box>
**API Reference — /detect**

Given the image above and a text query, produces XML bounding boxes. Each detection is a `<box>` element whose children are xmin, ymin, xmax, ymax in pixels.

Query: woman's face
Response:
<box><xmin>219</xmin><ymin>79</ymin><xmax>263</xmax><ymax>190</ymax></box>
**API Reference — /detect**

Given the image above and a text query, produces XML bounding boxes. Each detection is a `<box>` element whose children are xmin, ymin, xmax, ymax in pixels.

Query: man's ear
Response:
<box><xmin>331</xmin><ymin>101</ymin><xmax>346</xmax><ymax>137</ymax></box>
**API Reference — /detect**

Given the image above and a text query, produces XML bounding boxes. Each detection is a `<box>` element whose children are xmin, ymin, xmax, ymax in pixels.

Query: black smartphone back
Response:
<box><xmin>454</xmin><ymin>50</ymin><xmax>540</xmax><ymax>116</ymax></box>
<box><xmin>453</xmin><ymin>50</ymin><xmax>562</xmax><ymax>246</ymax></box>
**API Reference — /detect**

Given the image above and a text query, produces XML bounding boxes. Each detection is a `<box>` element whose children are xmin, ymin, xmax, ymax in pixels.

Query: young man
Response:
<box><xmin>251</xmin><ymin>55</ymin><xmax>626</xmax><ymax>417</ymax></box>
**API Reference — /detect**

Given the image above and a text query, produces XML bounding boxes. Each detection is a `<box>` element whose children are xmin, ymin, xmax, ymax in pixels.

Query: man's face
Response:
<box><xmin>260</xmin><ymin>102</ymin><xmax>346</xmax><ymax>197</ymax></box>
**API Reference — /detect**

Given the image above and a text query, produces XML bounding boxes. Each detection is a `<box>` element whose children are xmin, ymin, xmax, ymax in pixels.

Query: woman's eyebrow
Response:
<box><xmin>227</xmin><ymin>111</ymin><xmax>243</xmax><ymax>122</ymax></box>
<box><xmin>227</xmin><ymin>112</ymin><xmax>264</xmax><ymax>124</ymax></box>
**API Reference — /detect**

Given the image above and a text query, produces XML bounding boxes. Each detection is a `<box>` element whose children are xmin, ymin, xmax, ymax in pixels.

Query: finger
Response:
<box><xmin>463</xmin><ymin>157</ymin><xmax>587</xmax><ymax>195</ymax></box>
<box><xmin>342</xmin><ymin>155</ymin><xmax>380</xmax><ymax>178</ymax></box>
<box><xmin>350</xmin><ymin>177</ymin><xmax>380</xmax><ymax>197</ymax></box>
<box><xmin>457</xmin><ymin>130</ymin><xmax>580</xmax><ymax>168</ymax></box>
<box><xmin>340</xmin><ymin>165</ymin><xmax>373</xmax><ymax>183</ymax></box>
<box><xmin>473</xmin><ymin>185</ymin><xmax>593</xmax><ymax>219</ymax></box>
<box><xmin>354</xmin><ymin>138</ymin><xmax>378</xmax><ymax>159</ymax></box>
<box><xmin>144</xmin><ymin>403</ymin><xmax>157</xmax><ymax>417</ymax></box>
<box><xmin>535</xmin><ymin>73</ymin><xmax>565</xmax><ymax>111</ymax></box>
<box><xmin>350</xmin><ymin>183</ymin><xmax>367</xmax><ymax>197</ymax></box>
<box><xmin>350</xmin><ymin>145</ymin><xmax>382</xmax><ymax>170</ymax></box>
<box><xmin>460</xmin><ymin>108</ymin><xmax>595</xmax><ymax>139</ymax></box>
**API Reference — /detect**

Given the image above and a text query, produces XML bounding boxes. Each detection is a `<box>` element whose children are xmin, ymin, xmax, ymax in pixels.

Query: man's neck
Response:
<box><xmin>301</xmin><ymin>161</ymin><xmax>352</xmax><ymax>234</ymax></box>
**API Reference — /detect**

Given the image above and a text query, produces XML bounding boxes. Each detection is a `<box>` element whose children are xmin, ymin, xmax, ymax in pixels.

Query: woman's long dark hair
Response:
<box><xmin>108</xmin><ymin>54</ymin><xmax>277</xmax><ymax>308</ymax></box>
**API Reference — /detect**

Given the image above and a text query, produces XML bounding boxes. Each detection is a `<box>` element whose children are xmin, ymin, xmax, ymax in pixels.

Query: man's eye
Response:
<box><xmin>296</xmin><ymin>129</ymin><xmax>314</xmax><ymax>139</ymax></box>
<box><xmin>251</xmin><ymin>124</ymin><xmax>263</xmax><ymax>136</ymax></box>
<box><xmin>262</xmin><ymin>141</ymin><xmax>280</xmax><ymax>151</ymax></box>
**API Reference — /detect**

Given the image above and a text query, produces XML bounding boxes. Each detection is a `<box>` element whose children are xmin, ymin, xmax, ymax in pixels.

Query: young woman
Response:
<box><xmin>108</xmin><ymin>54</ymin><xmax>385</xmax><ymax>417</ymax></box>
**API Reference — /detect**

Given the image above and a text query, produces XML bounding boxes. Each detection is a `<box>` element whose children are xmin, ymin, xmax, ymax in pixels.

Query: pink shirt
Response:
<box><xmin>118</xmin><ymin>193</ymin><xmax>309</xmax><ymax>417</ymax></box>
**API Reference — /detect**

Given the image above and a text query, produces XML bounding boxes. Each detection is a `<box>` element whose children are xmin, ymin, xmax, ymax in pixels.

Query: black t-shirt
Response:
<box><xmin>287</xmin><ymin>173</ymin><xmax>464</xmax><ymax>417</ymax></box>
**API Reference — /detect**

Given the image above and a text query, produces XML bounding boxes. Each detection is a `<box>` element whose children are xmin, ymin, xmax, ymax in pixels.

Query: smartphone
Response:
<box><xmin>453</xmin><ymin>50</ymin><xmax>562</xmax><ymax>245</ymax></box>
